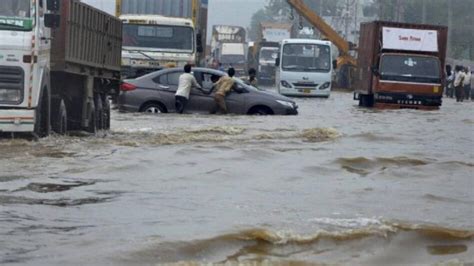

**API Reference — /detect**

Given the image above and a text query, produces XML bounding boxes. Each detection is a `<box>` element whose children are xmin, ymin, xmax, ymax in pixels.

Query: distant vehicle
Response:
<box><xmin>116</xmin><ymin>0</ymin><xmax>208</xmax><ymax>78</ymax></box>
<box><xmin>118</xmin><ymin>68</ymin><xmax>298</xmax><ymax>115</ymax></box>
<box><xmin>211</xmin><ymin>25</ymin><xmax>247</xmax><ymax>77</ymax></box>
<box><xmin>276</xmin><ymin>39</ymin><xmax>333</xmax><ymax>97</ymax></box>
<box><xmin>353</xmin><ymin>21</ymin><xmax>448</xmax><ymax>109</ymax></box>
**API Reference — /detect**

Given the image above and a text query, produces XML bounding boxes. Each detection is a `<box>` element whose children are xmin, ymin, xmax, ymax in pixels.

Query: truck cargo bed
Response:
<box><xmin>51</xmin><ymin>0</ymin><xmax>122</xmax><ymax>79</ymax></box>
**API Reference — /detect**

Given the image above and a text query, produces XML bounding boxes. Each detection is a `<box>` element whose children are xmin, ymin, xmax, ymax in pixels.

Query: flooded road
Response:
<box><xmin>1</xmin><ymin>91</ymin><xmax>473</xmax><ymax>265</ymax></box>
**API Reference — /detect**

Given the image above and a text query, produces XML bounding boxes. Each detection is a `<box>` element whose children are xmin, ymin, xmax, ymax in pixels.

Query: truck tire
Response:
<box><xmin>52</xmin><ymin>98</ymin><xmax>68</xmax><ymax>135</ymax></box>
<box><xmin>359</xmin><ymin>94</ymin><xmax>374</xmax><ymax>107</ymax></box>
<box><xmin>103</xmin><ymin>96</ymin><xmax>111</xmax><ymax>130</ymax></box>
<box><xmin>34</xmin><ymin>87</ymin><xmax>51</xmax><ymax>138</ymax></box>
<box><xmin>86</xmin><ymin>104</ymin><xmax>97</xmax><ymax>134</ymax></box>
<box><xmin>94</xmin><ymin>95</ymin><xmax>104</xmax><ymax>130</ymax></box>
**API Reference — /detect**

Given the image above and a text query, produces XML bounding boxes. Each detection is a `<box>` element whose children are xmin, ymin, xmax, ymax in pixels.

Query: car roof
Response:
<box><xmin>126</xmin><ymin>67</ymin><xmax>227</xmax><ymax>82</ymax></box>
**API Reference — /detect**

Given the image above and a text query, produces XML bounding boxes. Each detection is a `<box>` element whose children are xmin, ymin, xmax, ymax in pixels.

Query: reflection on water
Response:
<box><xmin>0</xmin><ymin>92</ymin><xmax>473</xmax><ymax>265</ymax></box>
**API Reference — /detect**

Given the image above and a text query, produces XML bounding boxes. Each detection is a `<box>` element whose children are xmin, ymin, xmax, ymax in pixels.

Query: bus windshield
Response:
<box><xmin>123</xmin><ymin>24</ymin><xmax>194</xmax><ymax>52</ymax></box>
<box><xmin>282</xmin><ymin>43</ymin><xmax>331</xmax><ymax>72</ymax></box>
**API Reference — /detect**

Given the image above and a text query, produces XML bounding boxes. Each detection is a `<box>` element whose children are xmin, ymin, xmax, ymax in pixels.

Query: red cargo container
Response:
<box><xmin>354</xmin><ymin>21</ymin><xmax>448</xmax><ymax>109</ymax></box>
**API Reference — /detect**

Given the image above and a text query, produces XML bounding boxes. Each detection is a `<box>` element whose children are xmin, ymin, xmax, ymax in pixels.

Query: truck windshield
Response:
<box><xmin>0</xmin><ymin>0</ymin><xmax>32</xmax><ymax>31</ymax></box>
<box><xmin>380</xmin><ymin>55</ymin><xmax>441</xmax><ymax>84</ymax></box>
<box><xmin>221</xmin><ymin>55</ymin><xmax>245</xmax><ymax>64</ymax></box>
<box><xmin>260</xmin><ymin>48</ymin><xmax>279</xmax><ymax>61</ymax></box>
<box><xmin>123</xmin><ymin>24</ymin><xmax>194</xmax><ymax>52</ymax></box>
<box><xmin>282</xmin><ymin>43</ymin><xmax>331</xmax><ymax>72</ymax></box>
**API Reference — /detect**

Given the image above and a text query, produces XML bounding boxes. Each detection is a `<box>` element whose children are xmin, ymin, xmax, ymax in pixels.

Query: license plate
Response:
<box><xmin>304</xmin><ymin>89</ymin><xmax>311</xmax><ymax>93</ymax></box>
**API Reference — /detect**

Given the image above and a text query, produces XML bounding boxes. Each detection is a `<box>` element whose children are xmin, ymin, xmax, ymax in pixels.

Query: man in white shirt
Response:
<box><xmin>453</xmin><ymin>65</ymin><xmax>466</xmax><ymax>102</ymax></box>
<box><xmin>175</xmin><ymin>64</ymin><xmax>202</xmax><ymax>114</ymax></box>
<box><xmin>463</xmin><ymin>67</ymin><xmax>471</xmax><ymax>100</ymax></box>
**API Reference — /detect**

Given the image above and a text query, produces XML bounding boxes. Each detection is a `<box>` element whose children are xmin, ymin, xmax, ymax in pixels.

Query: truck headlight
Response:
<box><xmin>276</xmin><ymin>100</ymin><xmax>295</xmax><ymax>108</ymax></box>
<box><xmin>280</xmin><ymin>80</ymin><xmax>292</xmax><ymax>88</ymax></box>
<box><xmin>320</xmin><ymin>82</ymin><xmax>331</xmax><ymax>90</ymax></box>
<box><xmin>0</xmin><ymin>89</ymin><xmax>21</xmax><ymax>103</ymax></box>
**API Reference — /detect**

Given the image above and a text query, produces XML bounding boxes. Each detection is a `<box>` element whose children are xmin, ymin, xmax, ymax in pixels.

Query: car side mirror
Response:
<box><xmin>275</xmin><ymin>57</ymin><xmax>280</xmax><ymax>67</ymax></box>
<box><xmin>47</xmin><ymin>0</ymin><xmax>60</xmax><ymax>12</ymax></box>
<box><xmin>45</xmin><ymin>14</ymin><xmax>60</xmax><ymax>28</ymax></box>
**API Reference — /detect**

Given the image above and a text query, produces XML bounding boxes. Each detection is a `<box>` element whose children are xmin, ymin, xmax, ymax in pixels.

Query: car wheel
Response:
<box><xmin>141</xmin><ymin>103</ymin><xmax>165</xmax><ymax>114</ymax></box>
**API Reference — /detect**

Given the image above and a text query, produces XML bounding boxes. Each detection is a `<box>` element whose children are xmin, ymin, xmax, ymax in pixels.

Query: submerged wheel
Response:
<box><xmin>52</xmin><ymin>98</ymin><xmax>68</xmax><ymax>135</ymax></box>
<box><xmin>95</xmin><ymin>95</ymin><xmax>104</xmax><ymax>130</ymax></box>
<box><xmin>249</xmin><ymin>106</ymin><xmax>273</xmax><ymax>115</ymax></box>
<box><xmin>141</xmin><ymin>103</ymin><xmax>165</xmax><ymax>114</ymax></box>
<box><xmin>34</xmin><ymin>87</ymin><xmax>51</xmax><ymax>138</ymax></box>
<box><xmin>86</xmin><ymin>104</ymin><xmax>97</xmax><ymax>134</ymax></box>
<box><xmin>103</xmin><ymin>96</ymin><xmax>111</xmax><ymax>130</ymax></box>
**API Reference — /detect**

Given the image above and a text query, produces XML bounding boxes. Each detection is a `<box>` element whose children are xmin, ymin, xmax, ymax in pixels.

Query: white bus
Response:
<box><xmin>276</xmin><ymin>39</ymin><xmax>333</xmax><ymax>97</ymax></box>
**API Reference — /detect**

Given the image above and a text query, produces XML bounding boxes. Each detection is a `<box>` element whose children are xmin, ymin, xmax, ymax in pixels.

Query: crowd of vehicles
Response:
<box><xmin>0</xmin><ymin>0</ymin><xmax>122</xmax><ymax>136</ymax></box>
<box><xmin>118</xmin><ymin>67</ymin><xmax>298</xmax><ymax>115</ymax></box>
<box><xmin>0</xmin><ymin>0</ymin><xmax>451</xmax><ymax>137</ymax></box>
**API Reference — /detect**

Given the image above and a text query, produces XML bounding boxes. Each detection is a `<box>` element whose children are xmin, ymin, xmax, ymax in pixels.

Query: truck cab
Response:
<box><xmin>120</xmin><ymin>15</ymin><xmax>197</xmax><ymax>78</ymax></box>
<box><xmin>0</xmin><ymin>0</ymin><xmax>54</xmax><ymax>133</ymax></box>
<box><xmin>276</xmin><ymin>39</ymin><xmax>333</xmax><ymax>97</ymax></box>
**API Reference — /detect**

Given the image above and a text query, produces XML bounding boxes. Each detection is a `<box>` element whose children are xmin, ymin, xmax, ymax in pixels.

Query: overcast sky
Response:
<box><xmin>82</xmin><ymin>0</ymin><xmax>267</xmax><ymax>39</ymax></box>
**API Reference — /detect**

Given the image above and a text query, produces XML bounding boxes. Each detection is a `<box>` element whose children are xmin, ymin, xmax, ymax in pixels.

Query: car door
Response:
<box><xmin>225</xmin><ymin>82</ymin><xmax>247</xmax><ymax>114</ymax></box>
<box><xmin>187</xmin><ymin>71</ymin><xmax>220</xmax><ymax>114</ymax></box>
<box><xmin>153</xmin><ymin>71</ymin><xmax>182</xmax><ymax>112</ymax></box>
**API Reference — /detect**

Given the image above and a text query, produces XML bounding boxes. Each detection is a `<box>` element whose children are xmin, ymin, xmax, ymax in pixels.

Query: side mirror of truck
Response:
<box><xmin>332</xmin><ymin>60</ymin><xmax>338</xmax><ymax>70</ymax></box>
<box><xmin>275</xmin><ymin>57</ymin><xmax>280</xmax><ymax>67</ymax></box>
<box><xmin>371</xmin><ymin>66</ymin><xmax>380</xmax><ymax>76</ymax></box>
<box><xmin>196</xmin><ymin>33</ymin><xmax>204</xmax><ymax>53</ymax></box>
<box><xmin>47</xmin><ymin>0</ymin><xmax>60</xmax><ymax>12</ymax></box>
<box><xmin>45</xmin><ymin>14</ymin><xmax>60</xmax><ymax>28</ymax></box>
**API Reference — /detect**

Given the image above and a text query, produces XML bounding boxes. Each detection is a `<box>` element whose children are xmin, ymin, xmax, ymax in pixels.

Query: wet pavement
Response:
<box><xmin>1</xmin><ymin>91</ymin><xmax>473</xmax><ymax>265</ymax></box>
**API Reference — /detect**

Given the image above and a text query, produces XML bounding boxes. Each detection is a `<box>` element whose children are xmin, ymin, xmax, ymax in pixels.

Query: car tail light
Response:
<box><xmin>120</xmin><ymin>82</ymin><xmax>137</xmax><ymax>92</ymax></box>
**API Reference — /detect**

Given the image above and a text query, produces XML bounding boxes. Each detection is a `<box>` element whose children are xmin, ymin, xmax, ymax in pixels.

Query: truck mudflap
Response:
<box><xmin>0</xmin><ymin>109</ymin><xmax>35</xmax><ymax>132</ymax></box>
<box><xmin>374</xmin><ymin>92</ymin><xmax>442</xmax><ymax>110</ymax></box>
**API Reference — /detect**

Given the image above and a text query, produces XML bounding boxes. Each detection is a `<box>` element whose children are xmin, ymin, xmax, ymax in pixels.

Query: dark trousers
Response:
<box><xmin>455</xmin><ymin>86</ymin><xmax>464</xmax><ymax>102</ymax></box>
<box><xmin>175</xmin><ymin>95</ymin><xmax>188</xmax><ymax>114</ymax></box>
<box><xmin>464</xmin><ymin>85</ymin><xmax>471</xmax><ymax>100</ymax></box>
<box><xmin>211</xmin><ymin>94</ymin><xmax>227</xmax><ymax>114</ymax></box>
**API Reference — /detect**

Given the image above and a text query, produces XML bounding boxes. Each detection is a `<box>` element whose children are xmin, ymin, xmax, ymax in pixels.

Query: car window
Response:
<box><xmin>202</xmin><ymin>73</ymin><xmax>221</xmax><ymax>92</ymax></box>
<box><xmin>167</xmin><ymin>72</ymin><xmax>182</xmax><ymax>86</ymax></box>
<box><xmin>153</xmin><ymin>74</ymin><xmax>168</xmax><ymax>85</ymax></box>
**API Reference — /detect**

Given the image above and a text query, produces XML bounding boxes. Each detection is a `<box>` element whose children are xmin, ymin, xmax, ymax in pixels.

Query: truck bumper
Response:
<box><xmin>0</xmin><ymin>109</ymin><xmax>35</xmax><ymax>132</ymax></box>
<box><xmin>375</xmin><ymin>92</ymin><xmax>442</xmax><ymax>107</ymax></box>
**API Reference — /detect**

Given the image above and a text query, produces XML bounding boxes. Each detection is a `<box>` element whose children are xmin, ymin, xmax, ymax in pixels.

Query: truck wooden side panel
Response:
<box><xmin>51</xmin><ymin>0</ymin><xmax>122</xmax><ymax>79</ymax></box>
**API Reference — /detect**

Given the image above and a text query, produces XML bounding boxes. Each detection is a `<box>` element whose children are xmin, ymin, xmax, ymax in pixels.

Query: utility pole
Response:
<box><xmin>447</xmin><ymin>0</ymin><xmax>452</xmax><ymax>58</ymax></box>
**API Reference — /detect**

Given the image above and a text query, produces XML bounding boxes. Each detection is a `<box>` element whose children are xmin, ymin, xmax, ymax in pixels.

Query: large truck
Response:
<box><xmin>353</xmin><ymin>21</ymin><xmax>448</xmax><ymax>109</ymax></box>
<box><xmin>0</xmin><ymin>0</ymin><xmax>122</xmax><ymax>137</ymax></box>
<box><xmin>116</xmin><ymin>0</ymin><xmax>208</xmax><ymax>78</ymax></box>
<box><xmin>249</xmin><ymin>22</ymin><xmax>294</xmax><ymax>85</ymax></box>
<box><xmin>211</xmin><ymin>25</ymin><xmax>247</xmax><ymax>77</ymax></box>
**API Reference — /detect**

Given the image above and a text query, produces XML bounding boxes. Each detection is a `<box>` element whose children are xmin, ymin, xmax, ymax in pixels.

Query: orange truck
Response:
<box><xmin>354</xmin><ymin>21</ymin><xmax>448</xmax><ymax>109</ymax></box>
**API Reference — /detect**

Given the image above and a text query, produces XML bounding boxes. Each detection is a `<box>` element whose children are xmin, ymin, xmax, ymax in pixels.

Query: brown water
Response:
<box><xmin>1</xmin><ymin>91</ymin><xmax>473</xmax><ymax>265</ymax></box>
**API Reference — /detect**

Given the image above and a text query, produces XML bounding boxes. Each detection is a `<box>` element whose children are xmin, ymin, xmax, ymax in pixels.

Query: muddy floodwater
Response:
<box><xmin>1</xmin><ymin>91</ymin><xmax>473</xmax><ymax>265</ymax></box>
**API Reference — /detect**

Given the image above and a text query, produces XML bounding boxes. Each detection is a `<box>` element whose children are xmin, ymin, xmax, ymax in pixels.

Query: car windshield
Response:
<box><xmin>282</xmin><ymin>43</ymin><xmax>331</xmax><ymax>72</ymax></box>
<box><xmin>380</xmin><ymin>55</ymin><xmax>441</xmax><ymax>83</ymax></box>
<box><xmin>260</xmin><ymin>48</ymin><xmax>279</xmax><ymax>61</ymax></box>
<box><xmin>220</xmin><ymin>54</ymin><xmax>246</xmax><ymax>64</ymax></box>
<box><xmin>123</xmin><ymin>24</ymin><xmax>194</xmax><ymax>52</ymax></box>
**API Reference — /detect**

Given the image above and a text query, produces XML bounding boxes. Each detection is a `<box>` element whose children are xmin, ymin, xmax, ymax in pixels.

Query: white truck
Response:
<box><xmin>116</xmin><ymin>0</ymin><xmax>208</xmax><ymax>78</ymax></box>
<box><xmin>0</xmin><ymin>0</ymin><xmax>122</xmax><ymax>137</ymax></box>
